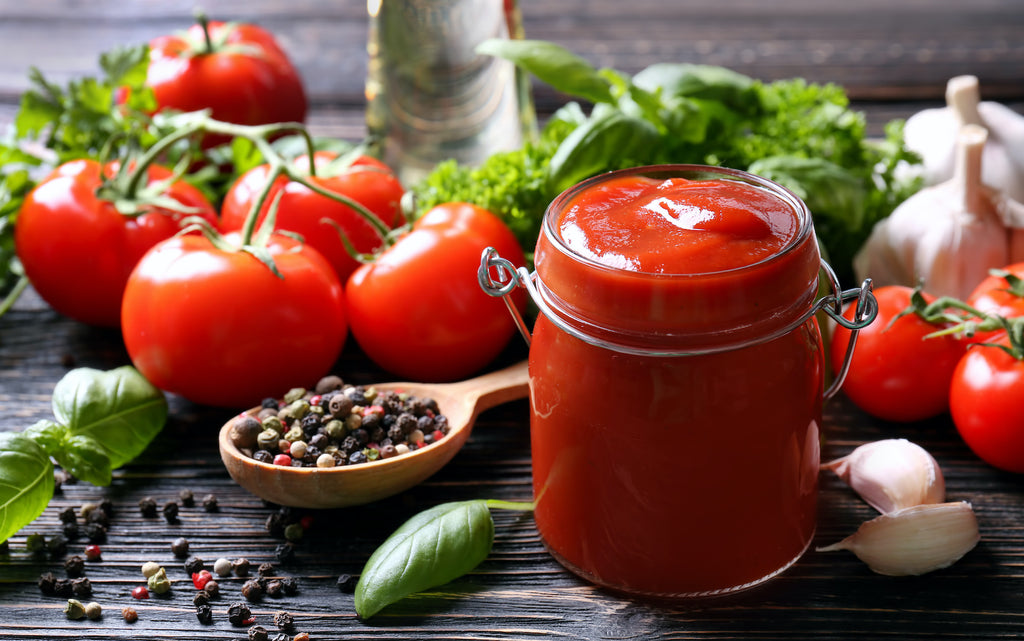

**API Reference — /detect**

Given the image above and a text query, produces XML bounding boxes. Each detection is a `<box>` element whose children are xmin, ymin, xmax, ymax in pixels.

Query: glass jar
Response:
<box><xmin>479</xmin><ymin>165</ymin><xmax>875</xmax><ymax>598</ymax></box>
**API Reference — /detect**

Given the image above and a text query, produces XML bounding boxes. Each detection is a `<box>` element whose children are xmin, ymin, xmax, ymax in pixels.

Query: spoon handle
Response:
<box><xmin>451</xmin><ymin>359</ymin><xmax>530</xmax><ymax>414</ymax></box>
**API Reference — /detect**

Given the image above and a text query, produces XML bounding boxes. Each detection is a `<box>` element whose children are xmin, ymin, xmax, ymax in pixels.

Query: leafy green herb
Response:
<box><xmin>413</xmin><ymin>39</ymin><xmax>922</xmax><ymax>282</ymax></box>
<box><xmin>0</xmin><ymin>366</ymin><xmax>167</xmax><ymax>542</ymax></box>
<box><xmin>355</xmin><ymin>498</ymin><xmax>534</xmax><ymax>619</ymax></box>
<box><xmin>0</xmin><ymin>433</ymin><xmax>55</xmax><ymax>544</ymax></box>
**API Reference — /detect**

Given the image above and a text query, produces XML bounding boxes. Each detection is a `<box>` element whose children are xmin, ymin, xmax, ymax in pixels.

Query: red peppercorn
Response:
<box><xmin>310</xmin><ymin>394</ymin><xmax>322</xmax><ymax>406</ymax></box>
<box><xmin>299</xmin><ymin>515</ymin><xmax>314</xmax><ymax>530</ymax></box>
<box><xmin>273</xmin><ymin>454</ymin><xmax>292</xmax><ymax>467</ymax></box>
<box><xmin>84</xmin><ymin>544</ymin><xmax>102</xmax><ymax>561</ymax></box>
<box><xmin>432</xmin><ymin>429</ymin><xmax>445</xmax><ymax>442</ymax></box>
<box><xmin>363</xmin><ymin>405</ymin><xmax>385</xmax><ymax>417</ymax></box>
<box><xmin>192</xmin><ymin>569</ymin><xmax>213</xmax><ymax>590</ymax></box>
<box><xmin>132</xmin><ymin>586</ymin><xmax>150</xmax><ymax>600</ymax></box>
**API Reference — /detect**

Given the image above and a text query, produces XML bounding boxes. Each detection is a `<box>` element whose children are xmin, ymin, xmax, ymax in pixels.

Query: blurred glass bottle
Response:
<box><xmin>365</xmin><ymin>0</ymin><xmax>537</xmax><ymax>186</ymax></box>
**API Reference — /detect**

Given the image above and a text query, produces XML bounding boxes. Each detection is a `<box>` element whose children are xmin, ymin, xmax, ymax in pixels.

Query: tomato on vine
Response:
<box><xmin>221</xmin><ymin>151</ymin><xmax>405</xmax><ymax>283</ymax></box>
<box><xmin>345</xmin><ymin>202</ymin><xmax>528</xmax><ymax>382</ymax></box>
<box><xmin>949</xmin><ymin>322</ymin><xmax>1024</xmax><ymax>474</ymax></box>
<box><xmin>147</xmin><ymin>14</ymin><xmax>307</xmax><ymax>146</ymax></box>
<box><xmin>15</xmin><ymin>159</ymin><xmax>218</xmax><ymax>327</ymax></box>
<box><xmin>830</xmin><ymin>285</ymin><xmax>968</xmax><ymax>423</ymax></box>
<box><xmin>966</xmin><ymin>264</ymin><xmax>1024</xmax><ymax>343</ymax></box>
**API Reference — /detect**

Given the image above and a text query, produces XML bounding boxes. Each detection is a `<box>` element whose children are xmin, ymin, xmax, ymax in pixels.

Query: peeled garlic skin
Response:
<box><xmin>818</xmin><ymin>501</ymin><xmax>980</xmax><ymax>576</ymax></box>
<box><xmin>822</xmin><ymin>438</ymin><xmax>946</xmax><ymax>514</ymax></box>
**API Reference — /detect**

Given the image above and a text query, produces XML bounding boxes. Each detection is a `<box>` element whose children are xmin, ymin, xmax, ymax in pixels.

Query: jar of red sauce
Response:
<box><xmin>479</xmin><ymin>165</ymin><xmax>875</xmax><ymax>598</ymax></box>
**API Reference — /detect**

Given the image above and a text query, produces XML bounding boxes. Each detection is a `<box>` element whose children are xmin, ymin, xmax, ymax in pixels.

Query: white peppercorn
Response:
<box><xmin>213</xmin><ymin>558</ymin><xmax>233</xmax><ymax>577</ymax></box>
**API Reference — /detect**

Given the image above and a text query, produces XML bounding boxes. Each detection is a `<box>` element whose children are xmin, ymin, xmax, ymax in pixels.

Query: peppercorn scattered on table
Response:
<box><xmin>2</xmin><ymin>1</ymin><xmax>1024</xmax><ymax>639</ymax></box>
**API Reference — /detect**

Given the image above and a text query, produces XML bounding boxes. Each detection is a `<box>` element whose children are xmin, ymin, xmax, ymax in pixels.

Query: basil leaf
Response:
<box><xmin>22</xmin><ymin>419</ymin><xmax>66</xmax><ymax>457</ymax></box>
<box><xmin>53</xmin><ymin>435</ymin><xmax>112</xmax><ymax>487</ymax></box>
<box><xmin>51</xmin><ymin>366</ymin><xmax>167</xmax><ymax>472</ymax></box>
<box><xmin>747</xmin><ymin>155</ymin><xmax>867</xmax><ymax>231</ymax></box>
<box><xmin>631</xmin><ymin>63</ymin><xmax>755</xmax><ymax>107</ymax></box>
<box><xmin>0</xmin><ymin>432</ymin><xmax>55</xmax><ymax>543</ymax></box>
<box><xmin>476</xmin><ymin>38</ymin><xmax>615</xmax><ymax>105</ymax></box>
<box><xmin>355</xmin><ymin>499</ymin><xmax>495</xmax><ymax>619</ymax></box>
<box><xmin>546</xmin><ymin>104</ymin><xmax>661</xmax><ymax>195</ymax></box>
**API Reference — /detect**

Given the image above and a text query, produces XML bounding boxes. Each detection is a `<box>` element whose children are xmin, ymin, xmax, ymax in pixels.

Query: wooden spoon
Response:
<box><xmin>218</xmin><ymin>360</ymin><xmax>530</xmax><ymax>509</ymax></box>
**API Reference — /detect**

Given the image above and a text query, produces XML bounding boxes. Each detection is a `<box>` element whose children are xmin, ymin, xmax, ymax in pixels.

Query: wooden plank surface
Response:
<box><xmin>2</xmin><ymin>0</ymin><xmax>1024</xmax><ymax>639</ymax></box>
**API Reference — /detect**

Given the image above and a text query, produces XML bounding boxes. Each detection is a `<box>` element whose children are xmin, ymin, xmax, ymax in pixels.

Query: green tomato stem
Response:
<box><xmin>0</xmin><ymin>275</ymin><xmax>29</xmax><ymax>318</ymax></box>
<box><xmin>484</xmin><ymin>499</ymin><xmax>535</xmax><ymax>512</ymax></box>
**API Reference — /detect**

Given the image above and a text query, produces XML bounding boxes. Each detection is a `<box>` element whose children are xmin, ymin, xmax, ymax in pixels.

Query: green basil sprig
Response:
<box><xmin>0</xmin><ymin>366</ymin><xmax>167</xmax><ymax>543</ymax></box>
<box><xmin>355</xmin><ymin>498</ymin><xmax>534</xmax><ymax>619</ymax></box>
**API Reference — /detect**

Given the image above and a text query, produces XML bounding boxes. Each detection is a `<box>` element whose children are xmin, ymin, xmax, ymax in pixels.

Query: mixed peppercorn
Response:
<box><xmin>230</xmin><ymin>375</ymin><xmax>451</xmax><ymax>468</ymax></box>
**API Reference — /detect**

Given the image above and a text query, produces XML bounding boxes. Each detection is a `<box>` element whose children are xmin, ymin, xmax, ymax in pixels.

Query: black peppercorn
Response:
<box><xmin>183</xmin><ymin>556</ymin><xmax>205</xmax><ymax>575</ymax></box>
<box><xmin>274</xmin><ymin>542</ymin><xmax>296</xmax><ymax>564</ymax></box>
<box><xmin>248</xmin><ymin>624</ymin><xmax>270</xmax><ymax>641</ymax></box>
<box><xmin>85</xmin><ymin>507</ymin><xmax>109</xmax><ymax>528</ymax></box>
<box><xmin>348</xmin><ymin>450</ymin><xmax>368</xmax><ymax>465</ymax></box>
<box><xmin>58</xmin><ymin>506</ymin><xmax>77</xmax><ymax>525</ymax></box>
<box><xmin>336</xmin><ymin>573</ymin><xmax>356</xmax><ymax>592</ymax></box>
<box><xmin>162</xmin><ymin>501</ymin><xmax>179</xmax><ymax>523</ymax></box>
<box><xmin>232</xmin><ymin>558</ymin><xmax>251</xmax><ymax>577</ymax></box>
<box><xmin>273</xmin><ymin>610</ymin><xmax>294</xmax><ymax>630</ymax></box>
<box><xmin>196</xmin><ymin>603</ymin><xmax>214</xmax><ymax>624</ymax></box>
<box><xmin>265</xmin><ymin>512</ymin><xmax>285</xmax><ymax>537</ymax></box>
<box><xmin>38</xmin><ymin>572</ymin><xmax>57</xmax><ymax>595</ymax></box>
<box><xmin>265</xmin><ymin>579</ymin><xmax>283</xmax><ymax>598</ymax></box>
<box><xmin>62</xmin><ymin>521</ymin><xmax>80</xmax><ymax>540</ymax></box>
<box><xmin>241</xmin><ymin>579</ymin><xmax>264</xmax><ymax>602</ymax></box>
<box><xmin>179</xmin><ymin>489</ymin><xmax>195</xmax><ymax>507</ymax></box>
<box><xmin>70</xmin><ymin>576</ymin><xmax>92</xmax><ymax>598</ymax></box>
<box><xmin>83</xmin><ymin>523</ymin><xmax>107</xmax><ymax>543</ymax></box>
<box><xmin>203</xmin><ymin>579</ymin><xmax>220</xmax><ymax>598</ymax></box>
<box><xmin>193</xmin><ymin>591</ymin><xmax>210</xmax><ymax>608</ymax></box>
<box><xmin>47</xmin><ymin>533</ymin><xmax>68</xmax><ymax>558</ymax></box>
<box><xmin>202</xmin><ymin>494</ymin><xmax>219</xmax><ymax>512</ymax></box>
<box><xmin>171</xmin><ymin>537</ymin><xmax>190</xmax><ymax>557</ymax></box>
<box><xmin>280</xmin><ymin>576</ymin><xmax>298</xmax><ymax>595</ymax></box>
<box><xmin>63</xmin><ymin>555</ymin><xmax>85</xmax><ymax>578</ymax></box>
<box><xmin>98</xmin><ymin>498</ymin><xmax>113</xmax><ymax>516</ymax></box>
<box><xmin>138</xmin><ymin>496</ymin><xmax>158</xmax><ymax>517</ymax></box>
<box><xmin>253</xmin><ymin>449</ymin><xmax>274</xmax><ymax>463</ymax></box>
<box><xmin>227</xmin><ymin>602</ymin><xmax>252</xmax><ymax>626</ymax></box>
<box><xmin>257</xmin><ymin>562</ymin><xmax>275</xmax><ymax>577</ymax></box>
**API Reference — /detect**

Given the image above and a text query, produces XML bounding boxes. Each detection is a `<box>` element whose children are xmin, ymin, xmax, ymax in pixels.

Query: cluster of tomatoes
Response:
<box><xmin>831</xmin><ymin>271</ymin><xmax>1024</xmax><ymax>474</ymax></box>
<box><xmin>13</xmin><ymin>18</ymin><xmax>526</xmax><ymax>409</ymax></box>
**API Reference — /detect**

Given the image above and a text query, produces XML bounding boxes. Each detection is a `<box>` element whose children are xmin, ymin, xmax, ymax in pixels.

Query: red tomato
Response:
<box><xmin>345</xmin><ymin>203</ymin><xmax>527</xmax><ymax>382</ymax></box>
<box><xmin>950</xmin><ymin>338</ymin><xmax>1024</xmax><ymax>473</ymax></box>
<box><xmin>147</xmin><ymin>19</ymin><xmax>307</xmax><ymax>145</ymax></box>
<box><xmin>830</xmin><ymin>285</ymin><xmax>966</xmax><ymax>422</ymax></box>
<box><xmin>221</xmin><ymin>153</ymin><xmax>405</xmax><ymax>283</ymax></box>
<box><xmin>15</xmin><ymin>159</ymin><xmax>217</xmax><ymax>327</ymax></box>
<box><xmin>966</xmin><ymin>262</ymin><xmax>1024</xmax><ymax>343</ymax></box>
<box><xmin>121</xmin><ymin>232</ymin><xmax>347</xmax><ymax>408</ymax></box>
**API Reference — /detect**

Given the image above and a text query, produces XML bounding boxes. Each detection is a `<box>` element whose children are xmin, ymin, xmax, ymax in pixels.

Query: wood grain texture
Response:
<box><xmin>2</xmin><ymin>0</ymin><xmax>1024</xmax><ymax>638</ymax></box>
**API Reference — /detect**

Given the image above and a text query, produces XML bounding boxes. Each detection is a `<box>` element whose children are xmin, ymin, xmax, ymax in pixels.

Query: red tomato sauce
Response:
<box><xmin>529</xmin><ymin>167</ymin><xmax>823</xmax><ymax>597</ymax></box>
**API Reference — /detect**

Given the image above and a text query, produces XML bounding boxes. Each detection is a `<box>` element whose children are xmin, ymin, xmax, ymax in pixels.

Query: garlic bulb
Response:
<box><xmin>854</xmin><ymin>124</ymin><xmax>1023</xmax><ymax>299</ymax></box>
<box><xmin>817</xmin><ymin>502</ymin><xmax>980</xmax><ymax>576</ymax></box>
<box><xmin>904</xmin><ymin>75</ymin><xmax>1024</xmax><ymax>203</ymax></box>
<box><xmin>822</xmin><ymin>439</ymin><xmax>945</xmax><ymax>514</ymax></box>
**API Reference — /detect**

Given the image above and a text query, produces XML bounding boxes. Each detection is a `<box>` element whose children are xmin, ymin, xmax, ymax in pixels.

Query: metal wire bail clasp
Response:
<box><xmin>478</xmin><ymin>247</ymin><xmax>533</xmax><ymax>347</ymax></box>
<box><xmin>815</xmin><ymin>260</ymin><xmax>879</xmax><ymax>401</ymax></box>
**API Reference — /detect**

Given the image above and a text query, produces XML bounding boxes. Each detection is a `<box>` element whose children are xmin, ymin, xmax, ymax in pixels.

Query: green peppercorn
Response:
<box><xmin>283</xmin><ymin>523</ymin><xmax>304</xmax><ymax>542</ymax></box>
<box><xmin>283</xmin><ymin>426</ymin><xmax>304</xmax><ymax>443</ymax></box>
<box><xmin>261</xmin><ymin>415</ymin><xmax>285</xmax><ymax>435</ymax></box>
<box><xmin>283</xmin><ymin>387</ymin><xmax>306</xmax><ymax>404</ymax></box>
<box><xmin>84</xmin><ymin>601</ymin><xmax>102</xmax><ymax>620</ymax></box>
<box><xmin>25</xmin><ymin>533</ymin><xmax>46</xmax><ymax>557</ymax></box>
<box><xmin>147</xmin><ymin>567</ymin><xmax>171</xmax><ymax>594</ymax></box>
<box><xmin>64</xmin><ymin>598</ymin><xmax>86</xmax><ymax>620</ymax></box>
<box><xmin>257</xmin><ymin>429</ymin><xmax>280</xmax><ymax>451</ymax></box>
<box><xmin>323</xmin><ymin>419</ymin><xmax>346</xmax><ymax>440</ymax></box>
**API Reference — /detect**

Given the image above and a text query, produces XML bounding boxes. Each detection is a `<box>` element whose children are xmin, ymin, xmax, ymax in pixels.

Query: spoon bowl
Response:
<box><xmin>218</xmin><ymin>360</ymin><xmax>530</xmax><ymax>508</ymax></box>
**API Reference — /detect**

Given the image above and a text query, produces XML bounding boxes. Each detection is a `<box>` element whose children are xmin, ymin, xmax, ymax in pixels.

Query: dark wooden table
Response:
<box><xmin>2</xmin><ymin>1</ymin><xmax>1024</xmax><ymax>639</ymax></box>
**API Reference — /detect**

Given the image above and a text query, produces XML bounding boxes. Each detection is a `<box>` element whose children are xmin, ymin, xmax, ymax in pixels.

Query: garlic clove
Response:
<box><xmin>817</xmin><ymin>501</ymin><xmax>980</xmax><ymax>576</ymax></box>
<box><xmin>822</xmin><ymin>439</ymin><xmax>945</xmax><ymax>514</ymax></box>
